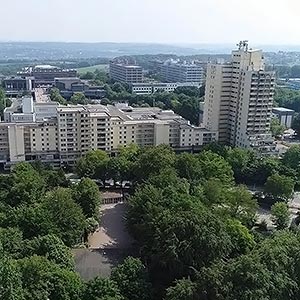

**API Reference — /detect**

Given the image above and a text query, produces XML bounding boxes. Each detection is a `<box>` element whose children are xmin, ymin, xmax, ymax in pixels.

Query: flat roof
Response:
<box><xmin>273</xmin><ymin>107</ymin><xmax>295</xmax><ymax>113</ymax></box>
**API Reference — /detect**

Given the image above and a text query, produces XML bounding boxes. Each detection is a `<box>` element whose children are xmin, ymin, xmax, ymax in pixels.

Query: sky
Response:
<box><xmin>1</xmin><ymin>0</ymin><xmax>300</xmax><ymax>45</ymax></box>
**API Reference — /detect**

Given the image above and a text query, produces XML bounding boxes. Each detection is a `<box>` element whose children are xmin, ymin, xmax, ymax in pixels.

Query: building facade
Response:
<box><xmin>161</xmin><ymin>60</ymin><xmax>205</xmax><ymax>84</ymax></box>
<box><xmin>109</xmin><ymin>61</ymin><xmax>143</xmax><ymax>84</ymax></box>
<box><xmin>3</xmin><ymin>76</ymin><xmax>35</xmax><ymax>97</ymax></box>
<box><xmin>0</xmin><ymin>98</ymin><xmax>217</xmax><ymax>169</ymax></box>
<box><xmin>272</xmin><ymin>107</ymin><xmax>295</xmax><ymax>128</ymax></box>
<box><xmin>54</xmin><ymin>78</ymin><xmax>106</xmax><ymax>99</ymax></box>
<box><xmin>131</xmin><ymin>82</ymin><xmax>201</xmax><ymax>95</ymax></box>
<box><xmin>203</xmin><ymin>41</ymin><xmax>276</xmax><ymax>153</ymax></box>
<box><xmin>18</xmin><ymin>65</ymin><xmax>77</xmax><ymax>85</ymax></box>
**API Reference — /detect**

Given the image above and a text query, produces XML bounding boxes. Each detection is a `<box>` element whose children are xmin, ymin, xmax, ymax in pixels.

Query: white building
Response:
<box><xmin>131</xmin><ymin>82</ymin><xmax>202</xmax><ymax>95</ymax></box>
<box><xmin>109</xmin><ymin>61</ymin><xmax>143</xmax><ymax>84</ymax></box>
<box><xmin>203</xmin><ymin>41</ymin><xmax>276</xmax><ymax>153</ymax></box>
<box><xmin>161</xmin><ymin>60</ymin><xmax>205</xmax><ymax>84</ymax></box>
<box><xmin>272</xmin><ymin>107</ymin><xmax>295</xmax><ymax>128</ymax></box>
<box><xmin>0</xmin><ymin>98</ymin><xmax>217</xmax><ymax>169</ymax></box>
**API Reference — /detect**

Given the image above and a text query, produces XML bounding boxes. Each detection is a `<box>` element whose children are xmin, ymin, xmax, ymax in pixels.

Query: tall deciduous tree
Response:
<box><xmin>40</xmin><ymin>188</ymin><xmax>86</xmax><ymax>246</ymax></box>
<box><xmin>134</xmin><ymin>145</ymin><xmax>176</xmax><ymax>182</ymax></box>
<box><xmin>76</xmin><ymin>150</ymin><xmax>109</xmax><ymax>183</ymax></box>
<box><xmin>282</xmin><ymin>145</ymin><xmax>300</xmax><ymax>170</ymax></box>
<box><xmin>111</xmin><ymin>257</ymin><xmax>152</xmax><ymax>300</ymax></box>
<box><xmin>165</xmin><ymin>278</ymin><xmax>198</xmax><ymax>300</ymax></box>
<box><xmin>23</xmin><ymin>234</ymin><xmax>75</xmax><ymax>270</ymax></box>
<box><xmin>8</xmin><ymin>162</ymin><xmax>45</xmax><ymax>206</ymax></box>
<box><xmin>0</xmin><ymin>255</ymin><xmax>24</xmax><ymax>300</ymax></box>
<box><xmin>271</xmin><ymin>202</ymin><xmax>290</xmax><ymax>230</ymax></box>
<box><xmin>197</xmin><ymin>151</ymin><xmax>234</xmax><ymax>185</ymax></box>
<box><xmin>270</xmin><ymin>118</ymin><xmax>285</xmax><ymax>137</ymax></box>
<box><xmin>264</xmin><ymin>174</ymin><xmax>294</xmax><ymax>201</ymax></box>
<box><xmin>73</xmin><ymin>178</ymin><xmax>101</xmax><ymax>218</ymax></box>
<box><xmin>82</xmin><ymin>277</ymin><xmax>123</xmax><ymax>300</ymax></box>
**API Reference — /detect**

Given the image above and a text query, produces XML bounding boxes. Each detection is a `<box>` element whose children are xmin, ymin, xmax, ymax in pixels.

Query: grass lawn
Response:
<box><xmin>77</xmin><ymin>64</ymin><xmax>109</xmax><ymax>73</ymax></box>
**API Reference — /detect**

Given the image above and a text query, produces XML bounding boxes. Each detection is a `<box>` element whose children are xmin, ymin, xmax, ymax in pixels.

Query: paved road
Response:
<box><xmin>88</xmin><ymin>203</ymin><xmax>133</xmax><ymax>249</ymax></box>
<box><xmin>256</xmin><ymin>192</ymin><xmax>300</xmax><ymax>228</ymax></box>
<box><xmin>74</xmin><ymin>203</ymin><xmax>134</xmax><ymax>280</ymax></box>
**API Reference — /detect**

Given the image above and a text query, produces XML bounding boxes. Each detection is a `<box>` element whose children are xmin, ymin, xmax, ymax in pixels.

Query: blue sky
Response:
<box><xmin>1</xmin><ymin>0</ymin><xmax>299</xmax><ymax>44</ymax></box>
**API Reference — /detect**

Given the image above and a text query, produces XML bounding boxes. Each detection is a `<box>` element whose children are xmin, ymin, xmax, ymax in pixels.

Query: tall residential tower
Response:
<box><xmin>203</xmin><ymin>41</ymin><xmax>275</xmax><ymax>153</ymax></box>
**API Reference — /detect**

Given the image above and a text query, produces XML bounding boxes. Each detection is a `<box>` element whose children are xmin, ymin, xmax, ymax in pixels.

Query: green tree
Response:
<box><xmin>148</xmin><ymin>205</ymin><xmax>232</xmax><ymax>277</ymax></box>
<box><xmin>225</xmin><ymin>219</ymin><xmax>255</xmax><ymax>256</ymax></box>
<box><xmin>282</xmin><ymin>145</ymin><xmax>300</xmax><ymax>170</ymax></box>
<box><xmin>226</xmin><ymin>148</ymin><xmax>255</xmax><ymax>183</ymax></box>
<box><xmin>73</xmin><ymin>178</ymin><xmax>101</xmax><ymax>218</ymax></box>
<box><xmin>82</xmin><ymin>277</ymin><xmax>123</xmax><ymax>300</ymax></box>
<box><xmin>0</xmin><ymin>227</ymin><xmax>23</xmax><ymax>258</ymax></box>
<box><xmin>70</xmin><ymin>92</ymin><xmax>88</xmax><ymax>105</ymax></box>
<box><xmin>271</xmin><ymin>202</ymin><xmax>290</xmax><ymax>230</ymax></box>
<box><xmin>49</xmin><ymin>88</ymin><xmax>67</xmax><ymax>105</ymax></box>
<box><xmin>175</xmin><ymin>153</ymin><xmax>203</xmax><ymax>183</ymax></box>
<box><xmin>80</xmin><ymin>71</ymin><xmax>95</xmax><ymax>80</ymax></box>
<box><xmin>107</xmin><ymin>155</ymin><xmax>130</xmax><ymax>184</ymax></box>
<box><xmin>111</xmin><ymin>257</ymin><xmax>152</xmax><ymax>300</ymax></box>
<box><xmin>264</xmin><ymin>174</ymin><xmax>294</xmax><ymax>201</ymax></box>
<box><xmin>23</xmin><ymin>234</ymin><xmax>75</xmax><ymax>270</ymax></box>
<box><xmin>40</xmin><ymin>188</ymin><xmax>86</xmax><ymax>246</ymax></box>
<box><xmin>270</xmin><ymin>118</ymin><xmax>285</xmax><ymax>137</ymax></box>
<box><xmin>197</xmin><ymin>151</ymin><xmax>234</xmax><ymax>185</ymax></box>
<box><xmin>0</xmin><ymin>88</ymin><xmax>9</xmax><ymax>118</ymax></box>
<box><xmin>0</xmin><ymin>255</ymin><xmax>24</xmax><ymax>300</ymax></box>
<box><xmin>222</xmin><ymin>185</ymin><xmax>258</xmax><ymax>226</ymax></box>
<box><xmin>165</xmin><ymin>278</ymin><xmax>198</xmax><ymax>300</ymax></box>
<box><xmin>76</xmin><ymin>150</ymin><xmax>109</xmax><ymax>183</ymax></box>
<box><xmin>8</xmin><ymin>162</ymin><xmax>45</xmax><ymax>206</ymax></box>
<box><xmin>134</xmin><ymin>145</ymin><xmax>176</xmax><ymax>182</ymax></box>
<box><xmin>292</xmin><ymin>113</ymin><xmax>300</xmax><ymax>136</ymax></box>
<box><xmin>19</xmin><ymin>255</ymin><xmax>82</xmax><ymax>300</ymax></box>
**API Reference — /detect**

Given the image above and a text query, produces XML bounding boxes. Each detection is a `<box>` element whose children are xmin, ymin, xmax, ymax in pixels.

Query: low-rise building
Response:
<box><xmin>54</xmin><ymin>78</ymin><xmax>106</xmax><ymax>99</ymax></box>
<box><xmin>18</xmin><ymin>65</ymin><xmax>77</xmax><ymax>85</ymax></box>
<box><xmin>131</xmin><ymin>82</ymin><xmax>201</xmax><ymax>95</ymax></box>
<box><xmin>272</xmin><ymin>107</ymin><xmax>295</xmax><ymax>128</ymax></box>
<box><xmin>3</xmin><ymin>76</ymin><xmax>35</xmax><ymax>97</ymax></box>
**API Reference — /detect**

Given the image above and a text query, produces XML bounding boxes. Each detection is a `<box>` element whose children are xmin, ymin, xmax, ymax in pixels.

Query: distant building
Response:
<box><xmin>161</xmin><ymin>60</ymin><xmax>205</xmax><ymax>84</ymax></box>
<box><xmin>54</xmin><ymin>78</ymin><xmax>106</xmax><ymax>99</ymax></box>
<box><xmin>3</xmin><ymin>76</ymin><xmax>35</xmax><ymax>97</ymax></box>
<box><xmin>18</xmin><ymin>65</ymin><xmax>77</xmax><ymax>85</ymax></box>
<box><xmin>277</xmin><ymin>78</ymin><xmax>300</xmax><ymax>90</ymax></box>
<box><xmin>272</xmin><ymin>107</ymin><xmax>295</xmax><ymax>128</ymax></box>
<box><xmin>109</xmin><ymin>61</ymin><xmax>143</xmax><ymax>84</ymax></box>
<box><xmin>203</xmin><ymin>41</ymin><xmax>276</xmax><ymax>154</ymax></box>
<box><xmin>131</xmin><ymin>82</ymin><xmax>201</xmax><ymax>95</ymax></box>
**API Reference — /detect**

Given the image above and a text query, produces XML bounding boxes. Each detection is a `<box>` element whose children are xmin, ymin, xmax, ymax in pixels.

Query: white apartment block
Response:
<box><xmin>0</xmin><ymin>97</ymin><xmax>217</xmax><ymax>169</ymax></box>
<box><xmin>203</xmin><ymin>41</ymin><xmax>275</xmax><ymax>153</ymax></box>
<box><xmin>131</xmin><ymin>82</ymin><xmax>202</xmax><ymax>95</ymax></box>
<box><xmin>109</xmin><ymin>61</ymin><xmax>143</xmax><ymax>84</ymax></box>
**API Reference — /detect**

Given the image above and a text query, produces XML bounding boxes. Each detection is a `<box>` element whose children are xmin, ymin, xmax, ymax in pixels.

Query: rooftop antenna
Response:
<box><xmin>237</xmin><ymin>40</ymin><xmax>249</xmax><ymax>51</ymax></box>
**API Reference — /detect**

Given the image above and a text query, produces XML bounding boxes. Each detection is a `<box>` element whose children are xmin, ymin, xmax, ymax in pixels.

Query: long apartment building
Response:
<box><xmin>131</xmin><ymin>82</ymin><xmax>201</xmax><ymax>95</ymax></box>
<box><xmin>202</xmin><ymin>41</ymin><xmax>275</xmax><ymax>153</ymax></box>
<box><xmin>0</xmin><ymin>97</ymin><xmax>217</xmax><ymax>169</ymax></box>
<box><xmin>109</xmin><ymin>61</ymin><xmax>143</xmax><ymax>84</ymax></box>
<box><xmin>161</xmin><ymin>60</ymin><xmax>205</xmax><ymax>84</ymax></box>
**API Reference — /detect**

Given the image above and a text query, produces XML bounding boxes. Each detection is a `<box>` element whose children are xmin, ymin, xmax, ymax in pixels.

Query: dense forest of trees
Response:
<box><xmin>1</xmin><ymin>143</ymin><xmax>300</xmax><ymax>299</ymax></box>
